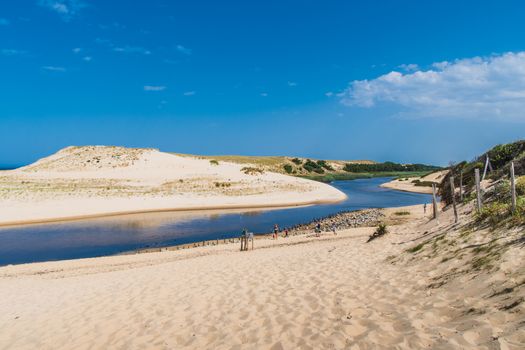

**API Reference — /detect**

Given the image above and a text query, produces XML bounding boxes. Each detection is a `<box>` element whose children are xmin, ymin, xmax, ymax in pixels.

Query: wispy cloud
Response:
<box><xmin>72</xmin><ymin>47</ymin><xmax>82</xmax><ymax>53</ymax></box>
<box><xmin>0</xmin><ymin>18</ymin><xmax>9</xmax><ymax>26</ymax></box>
<box><xmin>287</xmin><ymin>81</ymin><xmax>298</xmax><ymax>87</ymax></box>
<box><xmin>38</xmin><ymin>0</ymin><xmax>88</xmax><ymax>22</ymax></box>
<box><xmin>1</xmin><ymin>49</ymin><xmax>27</xmax><ymax>56</ymax></box>
<box><xmin>183</xmin><ymin>91</ymin><xmax>196</xmax><ymax>96</ymax></box>
<box><xmin>325</xmin><ymin>92</ymin><xmax>334</xmax><ymax>97</ymax></box>
<box><xmin>260</xmin><ymin>92</ymin><xmax>268</xmax><ymax>97</ymax></box>
<box><xmin>42</xmin><ymin>65</ymin><xmax>66</xmax><ymax>72</ymax></box>
<box><xmin>397</xmin><ymin>63</ymin><xmax>419</xmax><ymax>72</ymax></box>
<box><xmin>113</xmin><ymin>46</ymin><xmax>151</xmax><ymax>55</ymax></box>
<box><xmin>176</xmin><ymin>45</ymin><xmax>192</xmax><ymax>55</ymax></box>
<box><xmin>144</xmin><ymin>85</ymin><xmax>166</xmax><ymax>91</ymax></box>
<box><xmin>339</xmin><ymin>52</ymin><xmax>525</xmax><ymax>121</ymax></box>
<box><xmin>83</xmin><ymin>56</ymin><xmax>92</xmax><ymax>62</ymax></box>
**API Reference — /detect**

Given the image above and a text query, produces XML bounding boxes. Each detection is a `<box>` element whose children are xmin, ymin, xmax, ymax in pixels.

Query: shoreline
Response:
<box><xmin>0</xmin><ymin>197</ymin><xmax>345</xmax><ymax>229</ymax></box>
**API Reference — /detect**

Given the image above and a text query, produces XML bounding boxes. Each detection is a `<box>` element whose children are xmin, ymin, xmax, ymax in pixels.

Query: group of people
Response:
<box><xmin>271</xmin><ymin>222</ymin><xmax>337</xmax><ymax>239</ymax></box>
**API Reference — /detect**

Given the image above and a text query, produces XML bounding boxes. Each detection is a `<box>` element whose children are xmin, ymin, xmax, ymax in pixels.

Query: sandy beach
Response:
<box><xmin>0</xmin><ymin>146</ymin><xmax>345</xmax><ymax>226</ymax></box>
<box><xmin>1</xmin><ymin>203</ymin><xmax>523</xmax><ymax>349</ymax></box>
<box><xmin>380</xmin><ymin>170</ymin><xmax>449</xmax><ymax>194</ymax></box>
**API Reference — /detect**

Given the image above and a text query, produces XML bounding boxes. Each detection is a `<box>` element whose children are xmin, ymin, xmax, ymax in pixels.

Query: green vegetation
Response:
<box><xmin>367</xmin><ymin>223</ymin><xmax>388</xmax><ymax>242</ymax></box>
<box><xmin>291</xmin><ymin>158</ymin><xmax>302</xmax><ymax>165</ymax></box>
<box><xmin>394</xmin><ymin>211</ymin><xmax>410</xmax><ymax>216</ymax></box>
<box><xmin>407</xmin><ymin>242</ymin><xmax>425</xmax><ymax>253</ymax></box>
<box><xmin>516</xmin><ymin>176</ymin><xmax>525</xmax><ymax>196</ymax></box>
<box><xmin>174</xmin><ymin>152</ymin><xmax>441</xmax><ymax>183</ymax></box>
<box><xmin>302</xmin><ymin>159</ymin><xmax>325</xmax><ymax>174</ymax></box>
<box><xmin>343</xmin><ymin>161</ymin><xmax>440</xmax><ymax>173</ymax></box>
<box><xmin>241</xmin><ymin>167</ymin><xmax>265</xmax><ymax>175</ymax></box>
<box><xmin>301</xmin><ymin>171</ymin><xmax>431</xmax><ymax>183</ymax></box>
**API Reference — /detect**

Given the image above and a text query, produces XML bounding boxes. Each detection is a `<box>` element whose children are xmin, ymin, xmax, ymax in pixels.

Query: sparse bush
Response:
<box><xmin>394</xmin><ymin>211</ymin><xmax>410</xmax><ymax>216</ymax></box>
<box><xmin>367</xmin><ymin>223</ymin><xmax>388</xmax><ymax>242</ymax></box>
<box><xmin>241</xmin><ymin>167</ymin><xmax>264</xmax><ymax>175</ymax></box>
<box><xmin>516</xmin><ymin>176</ymin><xmax>525</xmax><ymax>196</ymax></box>
<box><xmin>303</xmin><ymin>159</ymin><xmax>325</xmax><ymax>174</ymax></box>
<box><xmin>407</xmin><ymin>243</ymin><xmax>425</xmax><ymax>253</ymax></box>
<box><xmin>214</xmin><ymin>182</ymin><xmax>231</xmax><ymax>188</ymax></box>
<box><xmin>477</xmin><ymin>201</ymin><xmax>510</xmax><ymax>227</ymax></box>
<box><xmin>316</xmin><ymin>160</ymin><xmax>334</xmax><ymax>171</ymax></box>
<box><xmin>209</xmin><ymin>160</ymin><xmax>219</xmax><ymax>166</ymax></box>
<box><xmin>283</xmin><ymin>164</ymin><xmax>293</xmax><ymax>174</ymax></box>
<box><xmin>291</xmin><ymin>158</ymin><xmax>302</xmax><ymax>165</ymax></box>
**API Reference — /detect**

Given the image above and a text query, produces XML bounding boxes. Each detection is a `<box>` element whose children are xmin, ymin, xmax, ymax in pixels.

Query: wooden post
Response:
<box><xmin>511</xmin><ymin>162</ymin><xmax>517</xmax><ymax>214</ymax></box>
<box><xmin>459</xmin><ymin>171</ymin><xmax>463</xmax><ymax>202</ymax></box>
<box><xmin>432</xmin><ymin>184</ymin><xmax>439</xmax><ymax>219</ymax></box>
<box><xmin>450</xmin><ymin>176</ymin><xmax>458</xmax><ymax>223</ymax></box>
<box><xmin>475</xmin><ymin>168</ymin><xmax>482</xmax><ymax>212</ymax></box>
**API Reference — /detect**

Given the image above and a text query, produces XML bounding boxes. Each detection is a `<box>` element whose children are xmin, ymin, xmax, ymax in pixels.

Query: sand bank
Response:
<box><xmin>0</xmin><ymin>146</ymin><xmax>346</xmax><ymax>226</ymax></box>
<box><xmin>1</xmin><ymin>204</ymin><xmax>523</xmax><ymax>349</ymax></box>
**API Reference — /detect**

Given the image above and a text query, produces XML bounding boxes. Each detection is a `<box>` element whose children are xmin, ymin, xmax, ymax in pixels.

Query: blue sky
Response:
<box><xmin>1</xmin><ymin>0</ymin><xmax>524</xmax><ymax>167</ymax></box>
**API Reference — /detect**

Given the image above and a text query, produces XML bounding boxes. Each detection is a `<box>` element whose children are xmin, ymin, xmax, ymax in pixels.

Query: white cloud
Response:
<box><xmin>114</xmin><ymin>46</ymin><xmax>151</xmax><ymax>55</ymax></box>
<box><xmin>42</xmin><ymin>66</ymin><xmax>66</xmax><ymax>72</ymax></box>
<box><xmin>183</xmin><ymin>91</ymin><xmax>196</xmax><ymax>96</ymax></box>
<box><xmin>325</xmin><ymin>92</ymin><xmax>334</xmax><ymax>97</ymax></box>
<box><xmin>288</xmin><ymin>81</ymin><xmax>298</xmax><ymax>87</ymax></box>
<box><xmin>339</xmin><ymin>52</ymin><xmax>525</xmax><ymax>121</ymax></box>
<box><xmin>144</xmin><ymin>85</ymin><xmax>166</xmax><ymax>91</ymax></box>
<box><xmin>260</xmin><ymin>92</ymin><xmax>268</xmax><ymax>97</ymax></box>
<box><xmin>72</xmin><ymin>47</ymin><xmax>82</xmax><ymax>53</ymax></box>
<box><xmin>397</xmin><ymin>63</ymin><xmax>419</xmax><ymax>72</ymax></box>
<box><xmin>38</xmin><ymin>0</ymin><xmax>87</xmax><ymax>22</ymax></box>
<box><xmin>83</xmin><ymin>56</ymin><xmax>92</xmax><ymax>62</ymax></box>
<box><xmin>176</xmin><ymin>45</ymin><xmax>192</xmax><ymax>55</ymax></box>
<box><xmin>0</xmin><ymin>18</ymin><xmax>9</xmax><ymax>26</ymax></box>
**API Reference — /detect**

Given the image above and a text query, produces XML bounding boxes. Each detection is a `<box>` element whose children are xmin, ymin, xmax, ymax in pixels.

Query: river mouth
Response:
<box><xmin>0</xmin><ymin>177</ymin><xmax>433</xmax><ymax>266</ymax></box>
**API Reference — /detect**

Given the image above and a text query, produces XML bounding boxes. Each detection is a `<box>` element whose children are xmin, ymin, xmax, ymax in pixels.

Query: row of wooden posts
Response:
<box><xmin>431</xmin><ymin>161</ymin><xmax>519</xmax><ymax>224</ymax></box>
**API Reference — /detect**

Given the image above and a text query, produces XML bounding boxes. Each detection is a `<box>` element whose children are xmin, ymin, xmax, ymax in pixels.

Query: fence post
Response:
<box><xmin>459</xmin><ymin>171</ymin><xmax>463</xmax><ymax>202</ymax></box>
<box><xmin>511</xmin><ymin>162</ymin><xmax>517</xmax><ymax>214</ymax></box>
<box><xmin>432</xmin><ymin>184</ymin><xmax>439</xmax><ymax>219</ymax></box>
<box><xmin>475</xmin><ymin>168</ymin><xmax>482</xmax><ymax>212</ymax></box>
<box><xmin>450</xmin><ymin>176</ymin><xmax>458</xmax><ymax>223</ymax></box>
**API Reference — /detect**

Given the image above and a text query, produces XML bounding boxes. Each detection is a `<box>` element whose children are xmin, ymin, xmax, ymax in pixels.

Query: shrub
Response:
<box><xmin>367</xmin><ymin>223</ymin><xmax>388</xmax><ymax>242</ymax></box>
<box><xmin>209</xmin><ymin>160</ymin><xmax>219</xmax><ymax>166</ymax></box>
<box><xmin>493</xmin><ymin>180</ymin><xmax>511</xmax><ymax>201</ymax></box>
<box><xmin>303</xmin><ymin>159</ymin><xmax>325</xmax><ymax>174</ymax></box>
<box><xmin>291</xmin><ymin>158</ymin><xmax>302</xmax><ymax>165</ymax></box>
<box><xmin>241</xmin><ymin>167</ymin><xmax>264</xmax><ymax>175</ymax></box>
<box><xmin>316</xmin><ymin>160</ymin><xmax>334</xmax><ymax>171</ymax></box>
<box><xmin>214</xmin><ymin>182</ymin><xmax>231</xmax><ymax>188</ymax></box>
<box><xmin>394</xmin><ymin>211</ymin><xmax>410</xmax><ymax>216</ymax></box>
<box><xmin>478</xmin><ymin>201</ymin><xmax>510</xmax><ymax>226</ymax></box>
<box><xmin>516</xmin><ymin>176</ymin><xmax>525</xmax><ymax>196</ymax></box>
<box><xmin>283</xmin><ymin>164</ymin><xmax>293</xmax><ymax>174</ymax></box>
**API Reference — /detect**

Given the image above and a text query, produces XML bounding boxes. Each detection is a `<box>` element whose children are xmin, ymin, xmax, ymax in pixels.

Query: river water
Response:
<box><xmin>0</xmin><ymin>177</ymin><xmax>433</xmax><ymax>265</ymax></box>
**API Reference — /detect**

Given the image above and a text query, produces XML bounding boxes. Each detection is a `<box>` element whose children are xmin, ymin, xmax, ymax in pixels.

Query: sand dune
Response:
<box><xmin>0</xmin><ymin>204</ymin><xmax>523</xmax><ymax>349</ymax></box>
<box><xmin>0</xmin><ymin>146</ymin><xmax>346</xmax><ymax>226</ymax></box>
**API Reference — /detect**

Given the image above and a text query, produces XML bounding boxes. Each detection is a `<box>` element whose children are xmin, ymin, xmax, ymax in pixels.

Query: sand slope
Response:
<box><xmin>0</xmin><ymin>146</ymin><xmax>346</xmax><ymax>225</ymax></box>
<box><xmin>0</xmin><ymin>204</ymin><xmax>523</xmax><ymax>349</ymax></box>
<box><xmin>380</xmin><ymin>169</ymin><xmax>449</xmax><ymax>194</ymax></box>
